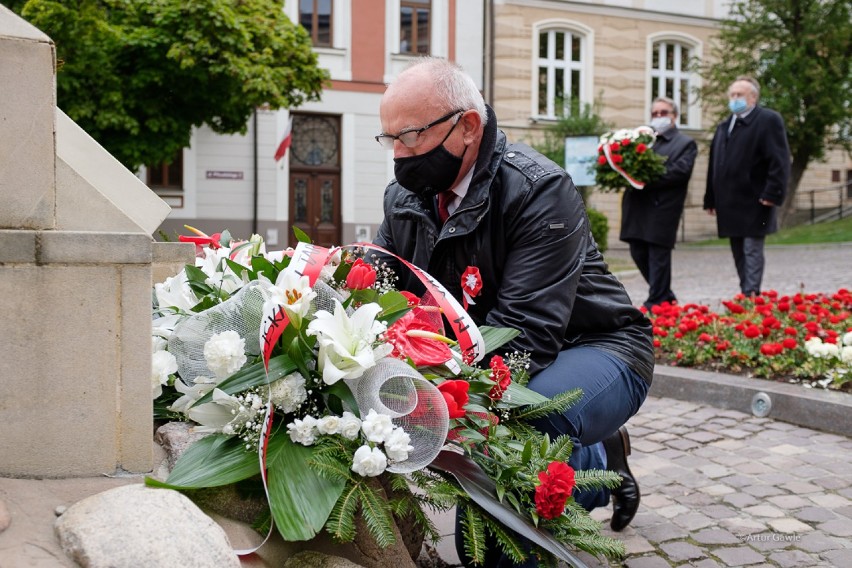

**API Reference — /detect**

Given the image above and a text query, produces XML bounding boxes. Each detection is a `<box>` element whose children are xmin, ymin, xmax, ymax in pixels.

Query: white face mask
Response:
<box><xmin>650</xmin><ymin>116</ymin><xmax>672</xmax><ymax>132</ymax></box>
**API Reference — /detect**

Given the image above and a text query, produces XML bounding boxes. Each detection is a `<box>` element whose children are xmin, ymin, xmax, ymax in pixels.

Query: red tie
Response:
<box><xmin>437</xmin><ymin>191</ymin><xmax>453</xmax><ymax>223</ymax></box>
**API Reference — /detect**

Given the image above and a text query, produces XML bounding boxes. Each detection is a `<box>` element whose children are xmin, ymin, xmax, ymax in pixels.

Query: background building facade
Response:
<box><xmin>151</xmin><ymin>0</ymin><xmax>849</xmax><ymax>249</ymax></box>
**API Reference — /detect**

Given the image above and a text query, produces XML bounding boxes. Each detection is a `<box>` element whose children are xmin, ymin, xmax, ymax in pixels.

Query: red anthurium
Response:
<box><xmin>535</xmin><ymin>461</ymin><xmax>576</xmax><ymax>520</ymax></box>
<box><xmin>385</xmin><ymin>309</ymin><xmax>453</xmax><ymax>367</ymax></box>
<box><xmin>437</xmin><ymin>380</ymin><xmax>469</xmax><ymax>419</ymax></box>
<box><xmin>179</xmin><ymin>225</ymin><xmax>222</xmax><ymax>252</ymax></box>
<box><xmin>346</xmin><ymin>258</ymin><xmax>377</xmax><ymax>290</ymax></box>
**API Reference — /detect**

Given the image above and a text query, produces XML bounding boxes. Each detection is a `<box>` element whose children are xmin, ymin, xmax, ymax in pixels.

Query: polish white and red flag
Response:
<box><xmin>273</xmin><ymin>116</ymin><xmax>293</xmax><ymax>162</ymax></box>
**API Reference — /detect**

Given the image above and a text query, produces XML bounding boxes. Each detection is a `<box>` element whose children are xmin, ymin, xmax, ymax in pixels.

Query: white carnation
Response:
<box><xmin>151</xmin><ymin>350</ymin><xmax>178</xmax><ymax>399</ymax></box>
<box><xmin>338</xmin><ymin>411</ymin><xmax>362</xmax><ymax>440</ymax></box>
<box><xmin>317</xmin><ymin>415</ymin><xmax>342</xmax><ymax>435</ymax></box>
<box><xmin>840</xmin><ymin>345</ymin><xmax>852</xmax><ymax>364</ymax></box>
<box><xmin>351</xmin><ymin>445</ymin><xmax>387</xmax><ymax>477</ymax></box>
<box><xmin>384</xmin><ymin>427</ymin><xmax>413</xmax><ymax>462</ymax></box>
<box><xmin>204</xmin><ymin>330</ymin><xmax>247</xmax><ymax>379</ymax></box>
<box><xmin>269</xmin><ymin>372</ymin><xmax>307</xmax><ymax>413</ymax></box>
<box><xmin>843</xmin><ymin>331</ymin><xmax>852</xmax><ymax>346</ymax></box>
<box><xmin>361</xmin><ymin>409</ymin><xmax>394</xmax><ymax>443</ymax></box>
<box><xmin>287</xmin><ymin>416</ymin><xmax>319</xmax><ymax>446</ymax></box>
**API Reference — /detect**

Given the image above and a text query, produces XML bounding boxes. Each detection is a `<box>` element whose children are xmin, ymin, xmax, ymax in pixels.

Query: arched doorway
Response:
<box><xmin>288</xmin><ymin>113</ymin><xmax>341</xmax><ymax>248</ymax></box>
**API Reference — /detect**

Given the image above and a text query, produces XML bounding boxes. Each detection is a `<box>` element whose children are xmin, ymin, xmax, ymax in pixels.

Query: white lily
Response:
<box><xmin>306</xmin><ymin>300</ymin><xmax>393</xmax><ymax>385</ymax></box>
<box><xmin>268</xmin><ymin>271</ymin><xmax>317</xmax><ymax>329</ymax></box>
<box><xmin>170</xmin><ymin>376</ymin><xmax>217</xmax><ymax>413</ymax></box>
<box><xmin>154</xmin><ymin>271</ymin><xmax>198</xmax><ymax>312</ymax></box>
<box><xmin>188</xmin><ymin>388</ymin><xmax>260</xmax><ymax>434</ymax></box>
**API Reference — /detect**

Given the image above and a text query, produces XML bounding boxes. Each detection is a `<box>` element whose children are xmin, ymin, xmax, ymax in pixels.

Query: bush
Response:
<box><xmin>587</xmin><ymin>207</ymin><xmax>609</xmax><ymax>253</ymax></box>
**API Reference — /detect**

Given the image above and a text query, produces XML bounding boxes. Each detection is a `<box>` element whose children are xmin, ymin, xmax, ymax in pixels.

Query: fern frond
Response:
<box><xmin>513</xmin><ymin>389</ymin><xmax>583</xmax><ymax>422</ymax></box>
<box><xmin>356</xmin><ymin>482</ymin><xmax>396</xmax><ymax>548</ymax></box>
<box><xmin>324</xmin><ymin>482</ymin><xmax>360</xmax><ymax>542</ymax></box>
<box><xmin>459</xmin><ymin>504</ymin><xmax>488</xmax><ymax>566</ymax></box>
<box><xmin>483</xmin><ymin>515</ymin><xmax>529</xmax><ymax>565</ymax></box>
<box><xmin>573</xmin><ymin>468</ymin><xmax>622</xmax><ymax>491</ymax></box>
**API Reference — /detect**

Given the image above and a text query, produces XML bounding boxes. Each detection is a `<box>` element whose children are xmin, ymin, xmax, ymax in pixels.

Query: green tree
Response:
<box><xmin>696</xmin><ymin>0</ymin><xmax>852</xmax><ymax>224</ymax></box>
<box><xmin>10</xmin><ymin>0</ymin><xmax>328</xmax><ymax>171</ymax></box>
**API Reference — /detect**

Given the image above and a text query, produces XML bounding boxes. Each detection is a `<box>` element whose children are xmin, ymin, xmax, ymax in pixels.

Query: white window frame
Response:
<box><xmin>385</xmin><ymin>0</ymin><xmax>448</xmax><ymax>82</ymax></box>
<box><xmin>285</xmin><ymin>0</ymin><xmax>351</xmax><ymax>81</ymax></box>
<box><xmin>647</xmin><ymin>32</ymin><xmax>702</xmax><ymax>129</ymax></box>
<box><xmin>532</xmin><ymin>20</ymin><xmax>594</xmax><ymax>121</ymax></box>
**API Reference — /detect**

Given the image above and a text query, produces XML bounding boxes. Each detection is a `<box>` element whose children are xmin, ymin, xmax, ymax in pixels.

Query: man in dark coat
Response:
<box><xmin>372</xmin><ymin>58</ymin><xmax>654</xmax><ymax>561</ymax></box>
<box><xmin>704</xmin><ymin>76</ymin><xmax>790</xmax><ymax>296</ymax></box>
<box><xmin>620</xmin><ymin>96</ymin><xmax>697</xmax><ymax>311</ymax></box>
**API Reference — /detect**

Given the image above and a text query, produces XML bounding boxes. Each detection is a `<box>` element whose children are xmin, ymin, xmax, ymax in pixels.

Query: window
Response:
<box><xmin>536</xmin><ymin>29</ymin><xmax>585</xmax><ymax>118</ymax></box>
<box><xmin>300</xmin><ymin>0</ymin><xmax>332</xmax><ymax>47</ymax></box>
<box><xmin>400</xmin><ymin>0</ymin><xmax>430</xmax><ymax>54</ymax></box>
<box><xmin>147</xmin><ymin>152</ymin><xmax>183</xmax><ymax>191</ymax></box>
<box><xmin>650</xmin><ymin>41</ymin><xmax>694</xmax><ymax>127</ymax></box>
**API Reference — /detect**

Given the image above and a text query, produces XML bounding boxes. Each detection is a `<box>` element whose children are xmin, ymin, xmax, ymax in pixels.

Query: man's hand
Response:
<box><xmin>759</xmin><ymin>199</ymin><xmax>774</xmax><ymax>206</ymax></box>
<box><xmin>705</xmin><ymin>208</ymin><xmax>715</xmax><ymax>215</ymax></box>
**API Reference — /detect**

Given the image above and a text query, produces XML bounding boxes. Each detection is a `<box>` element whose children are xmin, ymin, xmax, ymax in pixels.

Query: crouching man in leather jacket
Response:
<box><xmin>373</xmin><ymin>58</ymin><xmax>654</xmax><ymax>565</ymax></box>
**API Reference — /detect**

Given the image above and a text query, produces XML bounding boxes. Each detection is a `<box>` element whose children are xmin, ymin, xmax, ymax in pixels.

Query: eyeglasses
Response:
<box><xmin>375</xmin><ymin>109</ymin><xmax>465</xmax><ymax>149</ymax></box>
<box><xmin>650</xmin><ymin>110</ymin><xmax>671</xmax><ymax>118</ymax></box>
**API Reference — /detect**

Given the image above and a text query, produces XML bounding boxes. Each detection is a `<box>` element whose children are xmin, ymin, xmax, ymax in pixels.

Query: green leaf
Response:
<box><xmin>324</xmin><ymin>381</ymin><xmax>358</xmax><ymax>417</ymax></box>
<box><xmin>521</xmin><ymin>440</ymin><xmax>533</xmax><ymax>464</ymax></box>
<box><xmin>293</xmin><ymin>226</ymin><xmax>312</xmax><ymax>243</ymax></box>
<box><xmin>250</xmin><ymin>255</ymin><xmax>278</xmax><ymax>282</ymax></box>
<box><xmin>266</xmin><ymin>437</ymin><xmax>345</xmax><ymax>541</ymax></box>
<box><xmin>480</xmin><ymin>326</ymin><xmax>521</xmax><ymax>353</ymax></box>
<box><xmin>194</xmin><ymin>354</ymin><xmax>296</xmax><ymax>405</ymax></box>
<box><xmin>148</xmin><ymin>433</ymin><xmax>260</xmax><ymax>489</ymax></box>
<box><xmin>225</xmin><ymin>258</ymin><xmax>254</xmax><ymax>281</ymax></box>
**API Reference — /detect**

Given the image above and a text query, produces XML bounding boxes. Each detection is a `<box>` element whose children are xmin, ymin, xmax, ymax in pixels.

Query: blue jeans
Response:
<box><xmin>455</xmin><ymin>346</ymin><xmax>650</xmax><ymax>567</ymax></box>
<box><xmin>527</xmin><ymin>346</ymin><xmax>650</xmax><ymax>510</ymax></box>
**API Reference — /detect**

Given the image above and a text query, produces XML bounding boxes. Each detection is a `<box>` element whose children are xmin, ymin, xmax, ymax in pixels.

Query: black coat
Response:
<box><xmin>619</xmin><ymin>127</ymin><xmax>697</xmax><ymax>248</ymax></box>
<box><xmin>704</xmin><ymin>105</ymin><xmax>790</xmax><ymax>237</ymax></box>
<box><xmin>374</xmin><ymin>107</ymin><xmax>654</xmax><ymax>382</ymax></box>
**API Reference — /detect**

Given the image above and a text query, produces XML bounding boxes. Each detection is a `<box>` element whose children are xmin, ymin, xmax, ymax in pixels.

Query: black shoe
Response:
<box><xmin>603</xmin><ymin>426</ymin><xmax>640</xmax><ymax>532</ymax></box>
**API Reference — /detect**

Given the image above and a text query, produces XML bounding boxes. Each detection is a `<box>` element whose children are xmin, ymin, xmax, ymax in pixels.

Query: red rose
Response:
<box><xmin>782</xmin><ymin>337</ymin><xmax>798</xmax><ymax>350</ymax></box>
<box><xmin>488</xmin><ymin>355</ymin><xmax>512</xmax><ymax>400</ymax></box>
<box><xmin>437</xmin><ymin>380</ymin><xmax>469</xmax><ymax>419</ymax></box>
<box><xmin>610</xmin><ymin>142</ymin><xmax>621</xmax><ymax>152</ymax></box>
<box><xmin>612</xmin><ymin>154</ymin><xmax>624</xmax><ymax>164</ymax></box>
<box><xmin>760</xmin><ymin>342</ymin><xmax>783</xmax><ymax>356</ymax></box>
<box><xmin>534</xmin><ymin>461</ymin><xmax>576</xmax><ymax>520</ymax></box>
<box><xmin>743</xmin><ymin>325</ymin><xmax>761</xmax><ymax>339</ymax></box>
<box><xmin>635</xmin><ymin>143</ymin><xmax>647</xmax><ymax>154</ymax></box>
<box><xmin>345</xmin><ymin>258</ymin><xmax>377</xmax><ymax>290</ymax></box>
<box><xmin>621</xmin><ymin>138</ymin><xmax>631</xmax><ymax>147</ymax></box>
<box><xmin>597</xmin><ymin>155</ymin><xmax>607</xmax><ymax>165</ymax></box>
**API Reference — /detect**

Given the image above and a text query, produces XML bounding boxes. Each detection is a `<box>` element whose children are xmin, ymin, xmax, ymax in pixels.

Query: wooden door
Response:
<box><xmin>288</xmin><ymin>114</ymin><xmax>341</xmax><ymax>248</ymax></box>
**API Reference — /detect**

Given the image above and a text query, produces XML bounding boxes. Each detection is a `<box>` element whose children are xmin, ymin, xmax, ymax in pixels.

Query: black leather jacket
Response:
<box><xmin>374</xmin><ymin>108</ymin><xmax>654</xmax><ymax>383</ymax></box>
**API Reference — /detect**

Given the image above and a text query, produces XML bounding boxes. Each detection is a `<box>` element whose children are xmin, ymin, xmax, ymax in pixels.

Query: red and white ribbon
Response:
<box><xmin>602</xmin><ymin>143</ymin><xmax>645</xmax><ymax>190</ymax></box>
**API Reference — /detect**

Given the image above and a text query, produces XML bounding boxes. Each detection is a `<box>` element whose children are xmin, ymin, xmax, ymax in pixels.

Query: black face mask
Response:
<box><xmin>393</xmin><ymin>119</ymin><xmax>466</xmax><ymax>199</ymax></box>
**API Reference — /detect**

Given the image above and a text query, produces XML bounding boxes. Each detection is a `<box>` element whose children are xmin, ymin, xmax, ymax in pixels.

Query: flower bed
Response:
<box><xmin>647</xmin><ymin>289</ymin><xmax>852</xmax><ymax>390</ymax></box>
<box><xmin>147</xmin><ymin>229</ymin><xmax>624</xmax><ymax>565</ymax></box>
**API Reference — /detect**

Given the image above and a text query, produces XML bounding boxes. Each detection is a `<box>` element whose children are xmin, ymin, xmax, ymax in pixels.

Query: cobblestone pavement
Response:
<box><xmin>606</xmin><ymin>242</ymin><xmax>852</xmax><ymax>310</ymax></box>
<box><xmin>429</xmin><ymin>243</ymin><xmax>852</xmax><ymax>568</ymax></box>
<box><xmin>430</xmin><ymin>396</ymin><xmax>852</xmax><ymax>568</ymax></box>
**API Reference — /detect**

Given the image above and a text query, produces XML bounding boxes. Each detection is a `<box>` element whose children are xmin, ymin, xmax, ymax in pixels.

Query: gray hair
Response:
<box><xmin>652</xmin><ymin>96</ymin><xmax>679</xmax><ymax>117</ymax></box>
<box><xmin>733</xmin><ymin>75</ymin><xmax>760</xmax><ymax>98</ymax></box>
<box><xmin>400</xmin><ymin>57</ymin><xmax>488</xmax><ymax>125</ymax></box>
